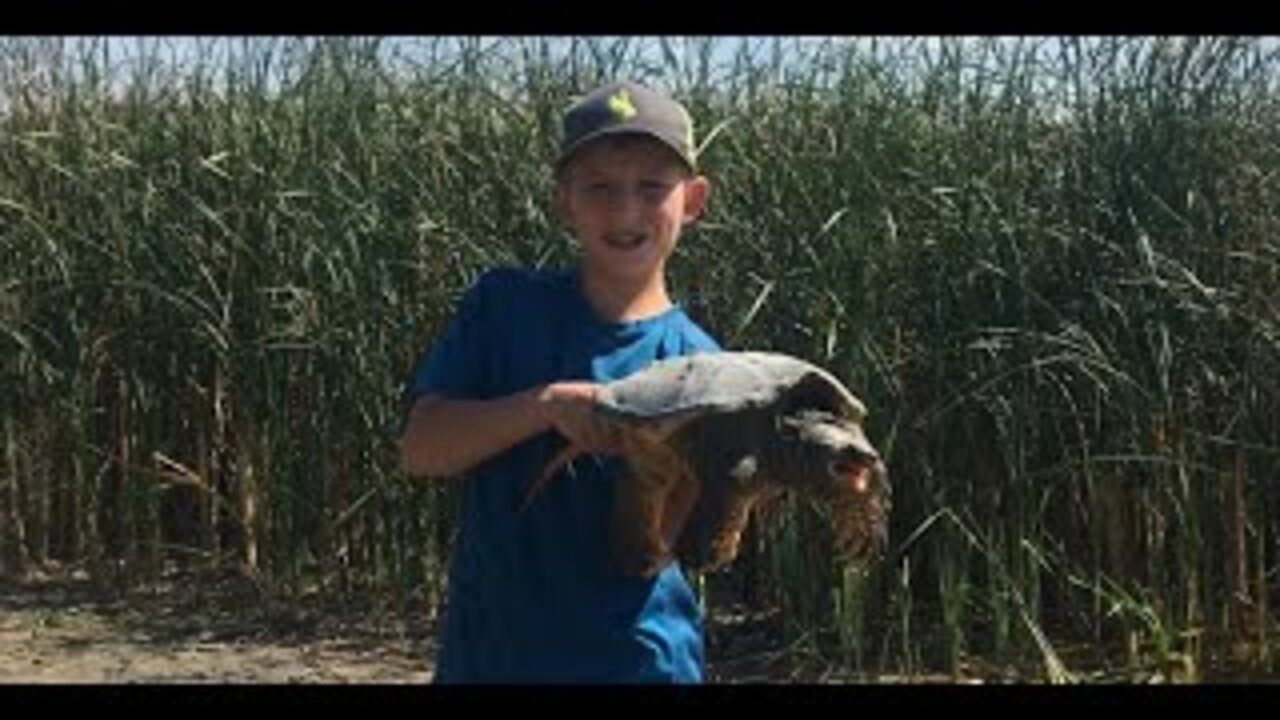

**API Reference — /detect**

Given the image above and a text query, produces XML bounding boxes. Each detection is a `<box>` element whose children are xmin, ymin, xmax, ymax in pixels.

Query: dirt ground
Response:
<box><xmin>0</xmin><ymin>568</ymin><xmax>436</xmax><ymax>684</ymax></box>
<box><xmin>13</xmin><ymin>568</ymin><xmax>1245</xmax><ymax>686</ymax></box>
<box><xmin>0</xmin><ymin>566</ymin><xmax>835</xmax><ymax>685</ymax></box>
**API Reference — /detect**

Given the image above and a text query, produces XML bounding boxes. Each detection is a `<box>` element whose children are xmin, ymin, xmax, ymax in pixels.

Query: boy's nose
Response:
<box><xmin>605</xmin><ymin>191</ymin><xmax>645</xmax><ymax>223</ymax></box>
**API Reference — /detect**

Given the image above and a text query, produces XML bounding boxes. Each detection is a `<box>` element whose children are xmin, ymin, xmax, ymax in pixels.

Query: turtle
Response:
<box><xmin>518</xmin><ymin>351</ymin><xmax>891</xmax><ymax>579</ymax></box>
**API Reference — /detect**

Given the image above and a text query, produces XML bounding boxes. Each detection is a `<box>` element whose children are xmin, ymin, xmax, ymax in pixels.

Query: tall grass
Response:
<box><xmin>1</xmin><ymin>36</ymin><xmax>1276</xmax><ymax>680</ymax></box>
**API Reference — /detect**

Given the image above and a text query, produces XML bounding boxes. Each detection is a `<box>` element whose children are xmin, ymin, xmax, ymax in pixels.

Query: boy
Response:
<box><xmin>399</xmin><ymin>80</ymin><xmax>720</xmax><ymax>683</ymax></box>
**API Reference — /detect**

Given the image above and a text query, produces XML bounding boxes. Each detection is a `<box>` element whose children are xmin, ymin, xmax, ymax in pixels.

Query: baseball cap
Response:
<box><xmin>556</xmin><ymin>80</ymin><xmax>697</xmax><ymax>174</ymax></box>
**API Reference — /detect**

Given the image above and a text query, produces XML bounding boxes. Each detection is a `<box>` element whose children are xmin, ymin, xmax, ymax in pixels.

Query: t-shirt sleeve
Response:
<box><xmin>403</xmin><ymin>272</ymin><xmax>495</xmax><ymax>406</ymax></box>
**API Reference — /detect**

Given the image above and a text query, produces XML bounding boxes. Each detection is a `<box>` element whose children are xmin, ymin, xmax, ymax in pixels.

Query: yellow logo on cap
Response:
<box><xmin>607</xmin><ymin>89</ymin><xmax>637</xmax><ymax>120</ymax></box>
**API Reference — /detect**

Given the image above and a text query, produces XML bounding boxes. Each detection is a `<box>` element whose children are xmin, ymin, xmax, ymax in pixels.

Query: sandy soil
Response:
<box><xmin>0</xmin><ymin>568</ymin><xmax>434</xmax><ymax>684</ymax></box>
<box><xmin>0</xmin><ymin>566</ymin><xmax>822</xmax><ymax>685</ymax></box>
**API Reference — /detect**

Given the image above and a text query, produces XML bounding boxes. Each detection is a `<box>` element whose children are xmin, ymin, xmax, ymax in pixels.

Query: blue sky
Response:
<box><xmin>77</xmin><ymin>36</ymin><xmax>1061</xmax><ymax>93</ymax></box>
<box><xmin>27</xmin><ymin>36</ymin><xmax>1280</xmax><ymax>110</ymax></box>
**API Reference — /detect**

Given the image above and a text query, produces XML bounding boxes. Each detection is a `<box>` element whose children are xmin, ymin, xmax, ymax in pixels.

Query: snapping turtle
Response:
<box><xmin>519</xmin><ymin>351</ymin><xmax>890</xmax><ymax>578</ymax></box>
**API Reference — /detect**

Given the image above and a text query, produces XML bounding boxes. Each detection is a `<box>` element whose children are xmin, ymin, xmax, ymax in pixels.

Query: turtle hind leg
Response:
<box><xmin>608</xmin><ymin>435</ymin><xmax>697</xmax><ymax>578</ymax></box>
<box><xmin>610</xmin><ymin>473</ymin><xmax>671</xmax><ymax>578</ymax></box>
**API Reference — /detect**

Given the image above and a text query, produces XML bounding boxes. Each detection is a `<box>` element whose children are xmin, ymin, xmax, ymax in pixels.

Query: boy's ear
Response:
<box><xmin>681</xmin><ymin>175</ymin><xmax>710</xmax><ymax>223</ymax></box>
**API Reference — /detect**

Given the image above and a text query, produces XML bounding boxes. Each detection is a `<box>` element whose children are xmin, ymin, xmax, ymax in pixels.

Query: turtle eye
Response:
<box><xmin>828</xmin><ymin>457</ymin><xmax>862</xmax><ymax>476</ymax></box>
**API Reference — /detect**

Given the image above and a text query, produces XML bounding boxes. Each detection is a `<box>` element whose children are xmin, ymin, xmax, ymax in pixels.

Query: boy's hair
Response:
<box><xmin>555</xmin><ymin>80</ymin><xmax>697</xmax><ymax>177</ymax></box>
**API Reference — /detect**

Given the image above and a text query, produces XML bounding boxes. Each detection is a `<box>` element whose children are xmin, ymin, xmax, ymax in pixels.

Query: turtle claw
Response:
<box><xmin>516</xmin><ymin>442</ymin><xmax>584</xmax><ymax>512</ymax></box>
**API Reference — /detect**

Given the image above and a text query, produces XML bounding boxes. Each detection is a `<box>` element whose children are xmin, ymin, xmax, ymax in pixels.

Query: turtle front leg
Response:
<box><xmin>674</xmin><ymin>482</ymin><xmax>765</xmax><ymax>575</ymax></box>
<box><xmin>675</xmin><ymin>453</ymin><xmax>762</xmax><ymax>571</ymax></box>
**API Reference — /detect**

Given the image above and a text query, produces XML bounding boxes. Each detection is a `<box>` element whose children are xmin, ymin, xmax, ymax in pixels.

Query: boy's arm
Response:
<box><xmin>399</xmin><ymin>382</ymin><xmax>617</xmax><ymax>479</ymax></box>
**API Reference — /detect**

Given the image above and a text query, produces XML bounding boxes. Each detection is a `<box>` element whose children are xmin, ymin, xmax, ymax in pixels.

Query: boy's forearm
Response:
<box><xmin>399</xmin><ymin>389</ymin><xmax>548</xmax><ymax>479</ymax></box>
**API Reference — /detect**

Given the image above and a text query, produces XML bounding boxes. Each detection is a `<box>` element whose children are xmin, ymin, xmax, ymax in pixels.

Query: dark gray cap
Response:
<box><xmin>556</xmin><ymin>80</ymin><xmax>696</xmax><ymax>173</ymax></box>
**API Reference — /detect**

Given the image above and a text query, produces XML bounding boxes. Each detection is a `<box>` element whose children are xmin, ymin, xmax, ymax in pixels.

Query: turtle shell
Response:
<box><xmin>596</xmin><ymin>351</ymin><xmax>867</xmax><ymax>425</ymax></box>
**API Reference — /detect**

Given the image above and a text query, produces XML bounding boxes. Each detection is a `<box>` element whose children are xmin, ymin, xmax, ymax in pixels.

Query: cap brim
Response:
<box><xmin>555</xmin><ymin>126</ymin><xmax>695</xmax><ymax>174</ymax></box>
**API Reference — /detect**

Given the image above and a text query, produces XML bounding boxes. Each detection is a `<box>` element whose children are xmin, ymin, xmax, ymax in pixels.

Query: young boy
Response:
<box><xmin>399</xmin><ymin>80</ymin><xmax>720</xmax><ymax>683</ymax></box>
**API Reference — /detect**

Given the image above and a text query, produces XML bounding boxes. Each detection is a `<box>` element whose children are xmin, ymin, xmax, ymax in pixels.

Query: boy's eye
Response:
<box><xmin>640</xmin><ymin>181</ymin><xmax>673</xmax><ymax>199</ymax></box>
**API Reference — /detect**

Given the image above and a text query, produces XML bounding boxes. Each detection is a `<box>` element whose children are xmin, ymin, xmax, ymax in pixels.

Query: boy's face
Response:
<box><xmin>555</xmin><ymin>135</ymin><xmax>709</xmax><ymax>288</ymax></box>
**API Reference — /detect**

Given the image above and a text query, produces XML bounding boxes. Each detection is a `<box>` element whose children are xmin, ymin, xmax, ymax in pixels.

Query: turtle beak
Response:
<box><xmin>826</xmin><ymin>436</ymin><xmax>881</xmax><ymax>492</ymax></box>
<box><xmin>828</xmin><ymin>455</ymin><xmax>872</xmax><ymax>491</ymax></box>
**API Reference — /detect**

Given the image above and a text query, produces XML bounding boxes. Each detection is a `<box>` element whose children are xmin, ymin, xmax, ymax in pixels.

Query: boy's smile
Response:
<box><xmin>602</xmin><ymin>231</ymin><xmax>648</xmax><ymax>251</ymax></box>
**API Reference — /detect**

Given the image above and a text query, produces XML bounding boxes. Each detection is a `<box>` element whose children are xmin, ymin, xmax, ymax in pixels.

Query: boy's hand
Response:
<box><xmin>516</xmin><ymin>380</ymin><xmax>618</xmax><ymax>511</ymax></box>
<box><xmin>535</xmin><ymin>381</ymin><xmax>617</xmax><ymax>455</ymax></box>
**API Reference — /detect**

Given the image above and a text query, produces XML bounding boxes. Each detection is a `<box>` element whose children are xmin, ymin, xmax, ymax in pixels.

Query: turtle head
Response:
<box><xmin>776</xmin><ymin>409</ymin><xmax>891</xmax><ymax>571</ymax></box>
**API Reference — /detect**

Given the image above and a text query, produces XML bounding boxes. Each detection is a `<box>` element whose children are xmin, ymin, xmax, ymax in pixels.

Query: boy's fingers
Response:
<box><xmin>552</xmin><ymin>400</ymin><xmax>612</xmax><ymax>453</ymax></box>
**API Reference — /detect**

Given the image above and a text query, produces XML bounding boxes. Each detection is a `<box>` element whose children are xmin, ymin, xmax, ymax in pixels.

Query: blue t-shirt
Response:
<box><xmin>404</xmin><ymin>266</ymin><xmax>721</xmax><ymax>684</ymax></box>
